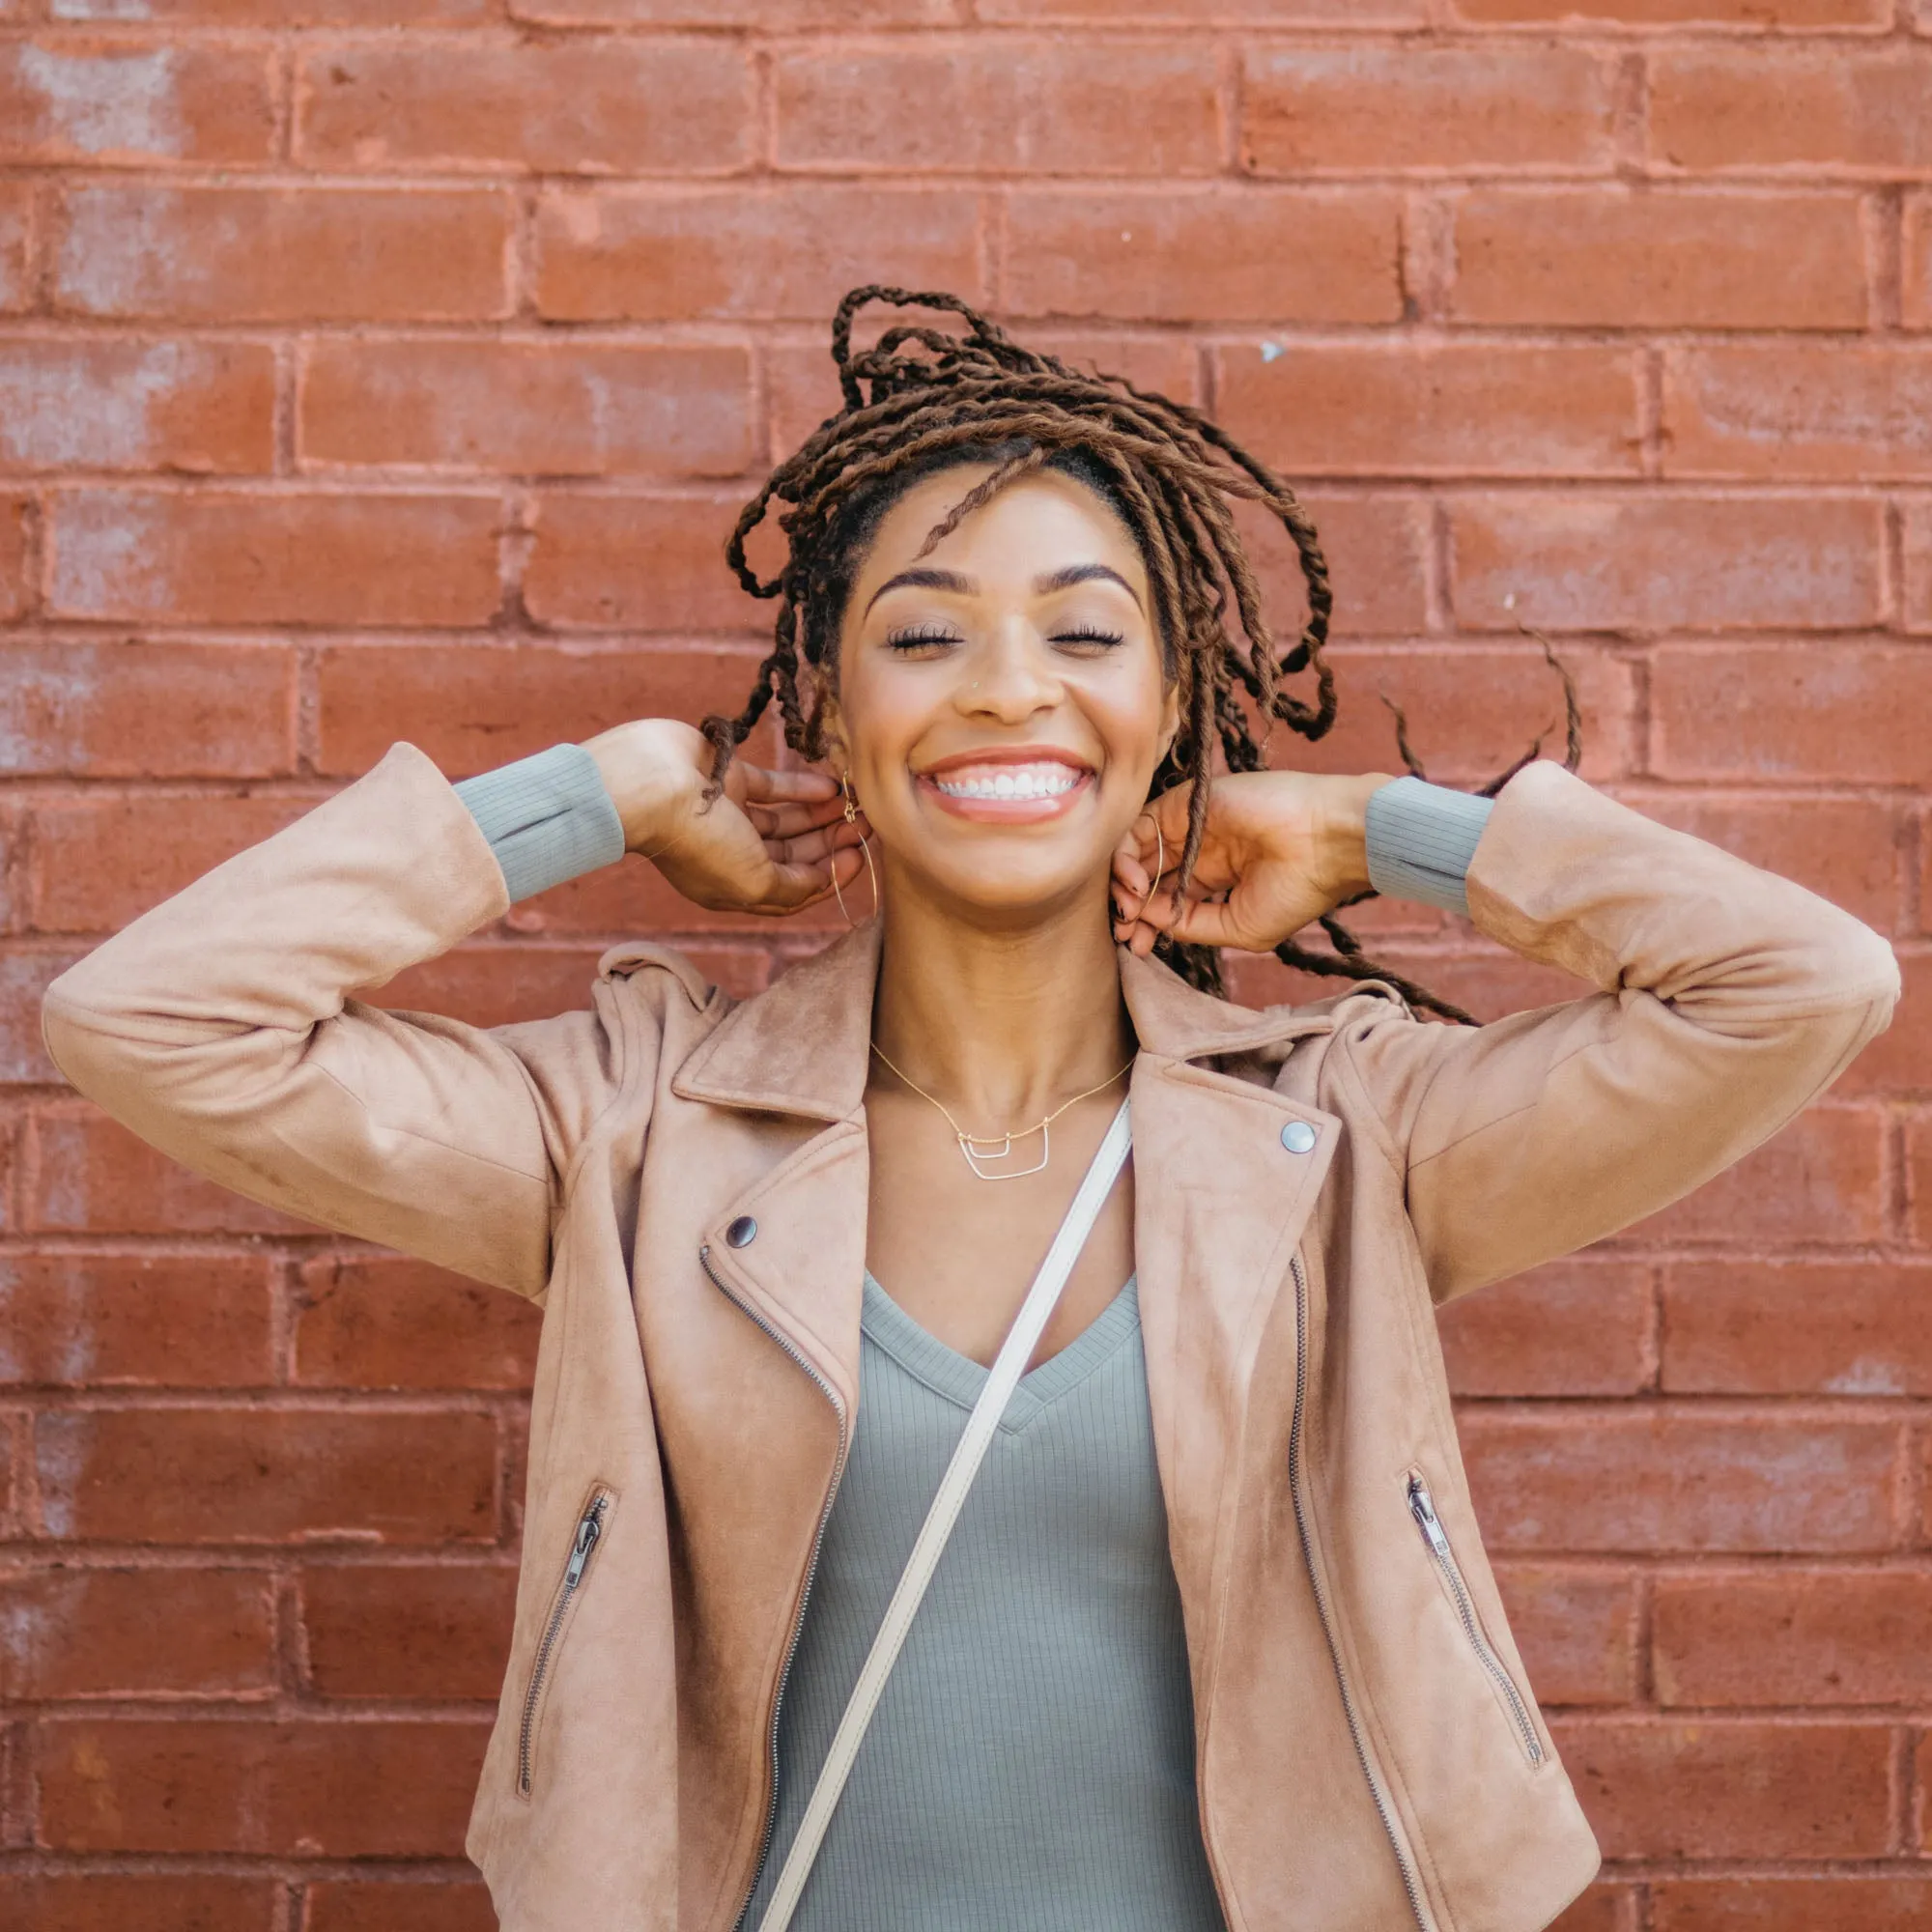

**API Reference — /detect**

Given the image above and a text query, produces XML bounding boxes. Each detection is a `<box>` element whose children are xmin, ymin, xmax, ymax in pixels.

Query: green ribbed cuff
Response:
<box><xmin>453</xmin><ymin>744</ymin><xmax>627</xmax><ymax>903</ymax></box>
<box><xmin>1364</xmin><ymin>776</ymin><xmax>1494</xmax><ymax>917</ymax></box>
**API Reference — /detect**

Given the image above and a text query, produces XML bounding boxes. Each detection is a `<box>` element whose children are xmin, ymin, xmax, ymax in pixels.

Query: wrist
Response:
<box><xmin>582</xmin><ymin>721</ymin><xmax>704</xmax><ymax>852</ymax></box>
<box><xmin>1312</xmin><ymin>772</ymin><xmax>1389</xmax><ymax>904</ymax></box>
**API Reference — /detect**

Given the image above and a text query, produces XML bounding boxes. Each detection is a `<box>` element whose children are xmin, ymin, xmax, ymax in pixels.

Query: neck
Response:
<box><xmin>869</xmin><ymin>872</ymin><xmax>1136</xmax><ymax>1133</ymax></box>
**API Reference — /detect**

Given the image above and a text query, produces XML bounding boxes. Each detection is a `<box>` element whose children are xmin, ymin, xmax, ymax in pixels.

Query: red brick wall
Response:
<box><xmin>0</xmin><ymin>4</ymin><xmax>1927</xmax><ymax>1928</ymax></box>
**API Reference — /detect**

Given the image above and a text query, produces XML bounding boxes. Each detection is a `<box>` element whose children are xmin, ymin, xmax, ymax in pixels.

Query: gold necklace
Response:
<box><xmin>868</xmin><ymin>1041</ymin><xmax>1135</xmax><ymax>1182</ymax></box>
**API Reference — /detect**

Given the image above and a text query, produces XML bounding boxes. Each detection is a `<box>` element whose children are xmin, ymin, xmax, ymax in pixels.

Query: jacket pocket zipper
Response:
<box><xmin>517</xmin><ymin>1487</ymin><xmax>611</xmax><ymax>1798</ymax></box>
<box><xmin>1405</xmin><ymin>1473</ymin><xmax>1544</xmax><ymax>1768</ymax></box>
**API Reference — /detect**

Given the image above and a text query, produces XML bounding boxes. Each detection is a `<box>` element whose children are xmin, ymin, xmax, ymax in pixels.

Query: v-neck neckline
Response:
<box><xmin>859</xmin><ymin>1271</ymin><xmax>1141</xmax><ymax>1432</ymax></box>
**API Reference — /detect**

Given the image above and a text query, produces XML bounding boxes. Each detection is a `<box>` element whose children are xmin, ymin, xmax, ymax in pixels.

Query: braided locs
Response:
<box><xmin>704</xmin><ymin>287</ymin><xmax>1534</xmax><ymax>1024</ymax></box>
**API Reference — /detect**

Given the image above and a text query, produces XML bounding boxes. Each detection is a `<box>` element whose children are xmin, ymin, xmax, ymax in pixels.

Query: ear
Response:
<box><xmin>1157</xmin><ymin>682</ymin><xmax>1181</xmax><ymax>762</ymax></box>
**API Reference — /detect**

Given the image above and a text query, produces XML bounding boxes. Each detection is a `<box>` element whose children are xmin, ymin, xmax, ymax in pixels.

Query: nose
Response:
<box><xmin>959</xmin><ymin>619</ymin><xmax>1063</xmax><ymax>724</ymax></box>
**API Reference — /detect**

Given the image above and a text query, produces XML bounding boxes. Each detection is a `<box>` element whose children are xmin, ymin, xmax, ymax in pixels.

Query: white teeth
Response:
<box><xmin>932</xmin><ymin>764</ymin><xmax>1083</xmax><ymax>802</ymax></box>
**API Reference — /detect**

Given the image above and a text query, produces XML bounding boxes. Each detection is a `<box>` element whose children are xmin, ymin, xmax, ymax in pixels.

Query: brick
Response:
<box><xmin>57</xmin><ymin>0</ymin><xmax>491</xmax><ymax>14</ymax></box>
<box><xmin>28</xmin><ymin>793</ymin><xmax>311</xmax><ymax>935</ymax></box>
<box><xmin>38</xmin><ymin>1717</ymin><xmax>487</xmax><ymax>1854</ymax></box>
<box><xmin>1448</xmin><ymin>494</ymin><xmax>1883</xmax><ymax>633</ymax></box>
<box><xmin>1216</xmin><ymin>343</ymin><xmax>1639</xmax><ymax>480</ymax></box>
<box><xmin>1549</xmin><ymin>1889</ymin><xmax>1633</xmax><ymax>1932</ymax></box>
<box><xmin>371</xmin><ymin>944</ymin><xmax>608</xmax><ymax>1027</ymax></box>
<box><xmin>1634</xmin><ymin>1107</ymin><xmax>1886</xmax><ymax>1247</ymax></box>
<box><xmin>1653</xmin><ymin>1880</ymin><xmax>1932</xmax><ymax>1932</ymax></box>
<box><xmin>1654</xmin><ymin>1571</ymin><xmax>1932</xmax><ymax>1707</ymax></box>
<box><xmin>297</xmin><ymin>37</ymin><xmax>750</xmax><ymax>174</ymax></box>
<box><xmin>526</xmin><ymin>493</ymin><xmax>773</xmax><ymax>633</ymax></box>
<box><xmin>316</xmin><ymin>641</ymin><xmax>763</xmax><ymax>778</ymax></box>
<box><xmin>0</xmin><ymin>39</ymin><xmax>273</xmax><ymax>165</ymax></box>
<box><xmin>1459</xmin><ymin>1412</ymin><xmax>1901</xmax><ymax>1552</ymax></box>
<box><xmin>48</xmin><ymin>489</ymin><xmax>502</xmax><ymax>627</ymax></box>
<box><xmin>28</xmin><ymin>1103</ymin><xmax>315</xmax><ymax>1236</ymax></box>
<box><xmin>775</xmin><ymin>42</ymin><xmax>1220</xmax><ymax>176</ymax></box>
<box><xmin>1492</xmin><ymin>1562</ymin><xmax>1639</xmax><ymax>1705</ymax></box>
<box><xmin>1449</xmin><ymin>189</ymin><xmax>1867</xmax><ymax>329</ymax></box>
<box><xmin>1651</xmin><ymin>48</ymin><xmax>1932</xmax><ymax>175</ymax></box>
<box><xmin>1004</xmin><ymin>188</ymin><xmax>1402</xmax><ymax>324</ymax></box>
<box><xmin>1438</xmin><ymin>1258</ymin><xmax>1652</xmax><ymax>1398</ymax></box>
<box><xmin>55</xmin><ymin>185</ymin><xmax>512</xmax><ymax>323</ymax></box>
<box><xmin>0</xmin><ymin>339</ymin><xmax>272</xmax><ymax>476</ymax></box>
<box><xmin>0</xmin><ymin>185</ymin><xmax>30</xmax><ymax>314</ymax></box>
<box><xmin>0</xmin><ymin>490</ymin><xmax>28</xmax><ymax>619</ymax></box>
<box><xmin>1651</xmin><ymin>645</ymin><xmax>1932</xmax><ymax>786</ymax></box>
<box><xmin>1293</xmin><ymin>494</ymin><xmax>1431</xmax><ymax>639</ymax></box>
<box><xmin>519</xmin><ymin>0</ymin><xmax>950</xmax><ymax>16</ymax></box>
<box><xmin>536</xmin><ymin>185</ymin><xmax>982</xmax><ymax>323</ymax></box>
<box><xmin>0</xmin><ymin>1252</ymin><xmax>274</xmax><ymax>1387</ymax></box>
<box><xmin>1837</xmin><ymin>954</ymin><xmax>1930</xmax><ymax>1095</ymax></box>
<box><xmin>34</xmin><ymin>1406</ymin><xmax>498</xmax><ymax>1544</ymax></box>
<box><xmin>0</xmin><ymin>1877</ymin><xmax>278</xmax><ymax>1932</ymax></box>
<box><xmin>1549</xmin><ymin>1718</ymin><xmax>1891</xmax><ymax>1860</ymax></box>
<box><xmin>1454</xmin><ymin>0</ymin><xmax>1887</xmax><ymax>16</ymax></box>
<box><xmin>0</xmin><ymin>641</ymin><xmax>297</xmax><ymax>779</ymax></box>
<box><xmin>1910</xmin><ymin>1112</ymin><xmax>1932</xmax><ymax>1247</ymax></box>
<box><xmin>1242</xmin><ymin>46</ymin><xmax>1616</xmax><ymax>174</ymax></box>
<box><xmin>1906</xmin><ymin>498</ymin><xmax>1932</xmax><ymax>631</ymax></box>
<box><xmin>295</xmin><ymin>1253</ymin><xmax>539</xmax><ymax>1390</ymax></box>
<box><xmin>1663</xmin><ymin>1261</ymin><xmax>1932</xmax><ymax>1396</ymax></box>
<box><xmin>1664</xmin><ymin>345</ymin><xmax>1932</xmax><ymax>481</ymax></box>
<box><xmin>304</xmin><ymin>1882</ymin><xmax>497</xmax><ymax>1932</ymax></box>
<box><xmin>0</xmin><ymin>947</ymin><xmax>83</xmax><ymax>1083</ymax></box>
<box><xmin>983</xmin><ymin>0</ymin><xmax>1426</xmax><ymax>14</ymax></box>
<box><xmin>302</xmin><ymin>342</ymin><xmax>751</xmax><ymax>479</ymax></box>
<box><xmin>300</xmin><ymin>1562</ymin><xmax>516</xmax><ymax>1698</ymax></box>
<box><xmin>0</xmin><ymin>1564</ymin><xmax>274</xmax><ymax>1697</ymax></box>
<box><xmin>1908</xmin><ymin>195</ymin><xmax>1932</xmax><ymax>327</ymax></box>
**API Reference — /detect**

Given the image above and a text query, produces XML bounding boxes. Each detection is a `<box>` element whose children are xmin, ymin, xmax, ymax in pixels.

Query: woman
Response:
<box><xmin>43</xmin><ymin>290</ymin><xmax>1896</xmax><ymax>1932</ymax></box>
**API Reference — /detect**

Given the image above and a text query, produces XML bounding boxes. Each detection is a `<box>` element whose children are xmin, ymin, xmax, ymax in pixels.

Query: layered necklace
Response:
<box><xmin>868</xmin><ymin>1041</ymin><xmax>1135</xmax><ymax>1181</ymax></box>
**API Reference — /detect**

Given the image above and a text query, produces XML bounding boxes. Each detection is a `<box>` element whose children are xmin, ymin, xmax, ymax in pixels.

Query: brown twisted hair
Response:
<box><xmin>702</xmin><ymin>286</ymin><xmax>1575</xmax><ymax>1025</ymax></box>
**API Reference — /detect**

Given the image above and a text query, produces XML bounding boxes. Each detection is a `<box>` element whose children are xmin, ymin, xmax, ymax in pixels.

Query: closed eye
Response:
<box><xmin>1051</xmin><ymin>626</ymin><xmax>1125</xmax><ymax>650</ymax></box>
<box><xmin>886</xmin><ymin>622</ymin><xmax>963</xmax><ymax>651</ymax></box>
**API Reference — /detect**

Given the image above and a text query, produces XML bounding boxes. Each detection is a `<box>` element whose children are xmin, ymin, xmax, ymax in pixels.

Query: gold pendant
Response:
<box><xmin>957</xmin><ymin>1121</ymin><xmax>1049</xmax><ymax>1181</ymax></box>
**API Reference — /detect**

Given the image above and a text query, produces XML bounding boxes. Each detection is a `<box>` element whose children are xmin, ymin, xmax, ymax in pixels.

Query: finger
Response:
<box><xmin>768</xmin><ymin>820</ymin><xmax>866</xmax><ymax>867</ymax></box>
<box><xmin>761</xmin><ymin>841</ymin><xmax>867</xmax><ymax>911</ymax></box>
<box><xmin>1157</xmin><ymin>896</ymin><xmax>1254</xmax><ymax>951</ymax></box>
<box><xmin>745</xmin><ymin>794</ymin><xmax>853</xmax><ymax>838</ymax></box>
<box><xmin>727</xmin><ymin>763</ymin><xmax>841</xmax><ymax>808</ymax></box>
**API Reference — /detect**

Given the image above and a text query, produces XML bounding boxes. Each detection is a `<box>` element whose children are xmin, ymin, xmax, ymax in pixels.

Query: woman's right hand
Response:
<box><xmin>582</xmin><ymin>720</ymin><xmax>867</xmax><ymax>917</ymax></box>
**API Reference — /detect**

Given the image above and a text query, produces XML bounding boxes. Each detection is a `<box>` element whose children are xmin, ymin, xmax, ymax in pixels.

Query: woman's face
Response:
<box><xmin>826</xmin><ymin>464</ymin><xmax>1178</xmax><ymax>926</ymax></box>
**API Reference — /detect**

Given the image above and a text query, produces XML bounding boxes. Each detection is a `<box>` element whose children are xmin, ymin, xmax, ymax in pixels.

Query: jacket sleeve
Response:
<box><xmin>1342</xmin><ymin>761</ymin><xmax>1900</xmax><ymax>1303</ymax></box>
<box><xmin>40</xmin><ymin>743</ymin><xmax>644</xmax><ymax>1299</ymax></box>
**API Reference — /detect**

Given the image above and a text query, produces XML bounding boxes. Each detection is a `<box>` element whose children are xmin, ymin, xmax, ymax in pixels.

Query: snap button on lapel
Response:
<box><xmin>1280</xmin><ymin>1121</ymin><xmax>1318</xmax><ymax>1154</ymax></box>
<box><xmin>725</xmin><ymin>1214</ymin><xmax>758</xmax><ymax>1248</ymax></box>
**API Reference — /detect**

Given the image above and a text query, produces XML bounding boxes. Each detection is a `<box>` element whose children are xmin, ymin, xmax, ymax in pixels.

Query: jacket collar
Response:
<box><xmin>670</xmin><ymin>920</ymin><xmax>1343</xmax><ymax>1122</ymax></box>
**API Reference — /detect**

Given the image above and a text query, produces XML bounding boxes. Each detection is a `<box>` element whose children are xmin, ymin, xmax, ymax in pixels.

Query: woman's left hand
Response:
<box><xmin>1111</xmin><ymin>771</ymin><xmax>1390</xmax><ymax>956</ymax></box>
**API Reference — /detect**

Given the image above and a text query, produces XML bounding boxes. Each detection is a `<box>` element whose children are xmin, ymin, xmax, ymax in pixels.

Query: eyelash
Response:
<box><xmin>882</xmin><ymin>624</ymin><xmax>1125</xmax><ymax>651</ymax></box>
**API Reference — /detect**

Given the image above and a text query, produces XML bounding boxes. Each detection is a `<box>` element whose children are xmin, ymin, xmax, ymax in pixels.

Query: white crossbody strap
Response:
<box><xmin>754</xmin><ymin>1095</ymin><xmax>1134</xmax><ymax>1932</ymax></box>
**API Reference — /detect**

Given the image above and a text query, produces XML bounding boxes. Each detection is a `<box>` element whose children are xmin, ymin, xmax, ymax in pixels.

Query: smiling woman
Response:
<box><xmin>39</xmin><ymin>287</ymin><xmax>1898</xmax><ymax>1932</ymax></box>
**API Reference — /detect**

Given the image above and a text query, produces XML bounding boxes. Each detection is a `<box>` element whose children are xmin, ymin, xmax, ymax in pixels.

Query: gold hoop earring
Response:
<box><xmin>1151</xmin><ymin>817</ymin><xmax>1166</xmax><ymax>912</ymax></box>
<box><xmin>831</xmin><ymin>774</ymin><xmax>881</xmax><ymax>929</ymax></box>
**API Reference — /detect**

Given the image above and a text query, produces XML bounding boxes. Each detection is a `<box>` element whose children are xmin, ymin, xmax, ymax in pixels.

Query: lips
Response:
<box><xmin>914</xmin><ymin>750</ymin><xmax>1095</xmax><ymax>823</ymax></box>
<box><xmin>931</xmin><ymin>762</ymin><xmax>1084</xmax><ymax>802</ymax></box>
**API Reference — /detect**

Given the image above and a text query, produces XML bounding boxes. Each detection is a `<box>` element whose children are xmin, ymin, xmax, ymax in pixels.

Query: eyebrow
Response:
<box><xmin>864</xmin><ymin>561</ymin><xmax>1144</xmax><ymax>615</ymax></box>
<box><xmin>1035</xmin><ymin>562</ymin><xmax>1143</xmax><ymax>611</ymax></box>
<box><xmin>863</xmin><ymin>567</ymin><xmax>973</xmax><ymax>614</ymax></box>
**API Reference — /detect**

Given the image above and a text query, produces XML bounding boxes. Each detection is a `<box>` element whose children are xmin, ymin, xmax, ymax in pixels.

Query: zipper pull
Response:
<box><xmin>563</xmin><ymin>1502</ymin><xmax>604</xmax><ymax>1589</ymax></box>
<box><xmin>1407</xmin><ymin>1476</ymin><xmax>1452</xmax><ymax>1557</ymax></box>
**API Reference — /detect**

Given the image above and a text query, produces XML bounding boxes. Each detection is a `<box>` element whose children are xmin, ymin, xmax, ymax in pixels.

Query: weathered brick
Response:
<box><xmin>1549</xmin><ymin>1718</ymin><xmax>1892</xmax><ymax>1860</ymax></box>
<box><xmin>525</xmin><ymin>493</ymin><xmax>773</xmax><ymax>633</ymax></box>
<box><xmin>0</xmin><ymin>1563</ymin><xmax>274</xmax><ymax>1697</ymax></box>
<box><xmin>1650</xmin><ymin>645</ymin><xmax>1932</xmax><ymax>786</ymax></box>
<box><xmin>299</xmin><ymin>1562</ymin><xmax>516</xmax><ymax>1698</ymax></box>
<box><xmin>294</xmin><ymin>1254</ymin><xmax>539</xmax><ymax>1390</ymax></box>
<box><xmin>0</xmin><ymin>640</ymin><xmax>297</xmax><ymax>779</ymax></box>
<box><xmin>1652</xmin><ymin>1880</ymin><xmax>1932</xmax><ymax>1932</ymax></box>
<box><xmin>1242</xmin><ymin>45</ymin><xmax>1617</xmax><ymax>173</ymax></box>
<box><xmin>48</xmin><ymin>489</ymin><xmax>502</xmax><ymax>627</ymax></box>
<box><xmin>1548</xmin><ymin>1889</ymin><xmax>1634</xmax><ymax>1932</ymax></box>
<box><xmin>0</xmin><ymin>1876</ymin><xmax>278</xmax><ymax>1932</ymax></box>
<box><xmin>1449</xmin><ymin>188</ymin><xmax>1867</xmax><ymax>329</ymax></box>
<box><xmin>1293</xmin><ymin>494</ymin><xmax>1432</xmax><ymax>639</ymax></box>
<box><xmin>302</xmin><ymin>342</ymin><xmax>751</xmax><ymax>479</ymax></box>
<box><xmin>1905</xmin><ymin>498</ymin><xmax>1932</xmax><ymax>631</ymax></box>
<box><xmin>0</xmin><ymin>946</ymin><xmax>83</xmax><ymax>1083</ymax></box>
<box><xmin>519</xmin><ymin>0</ymin><xmax>950</xmax><ymax>18</ymax></box>
<box><xmin>316</xmin><ymin>641</ymin><xmax>764</xmax><ymax>778</ymax></box>
<box><xmin>1456</xmin><ymin>0</ymin><xmax>1885</xmax><ymax>14</ymax></box>
<box><xmin>1909</xmin><ymin>1111</ymin><xmax>1932</xmax><ymax>1248</ymax></box>
<box><xmin>37</xmin><ymin>1717</ymin><xmax>488</xmax><ymax>1854</ymax></box>
<box><xmin>535</xmin><ymin>185</ymin><xmax>981</xmax><ymax>323</ymax></box>
<box><xmin>1836</xmin><ymin>953</ymin><xmax>1930</xmax><ymax>1095</ymax></box>
<box><xmin>0</xmin><ymin>39</ymin><xmax>273</xmax><ymax>166</ymax></box>
<box><xmin>304</xmin><ymin>1882</ymin><xmax>497</xmax><ymax>1932</ymax></box>
<box><xmin>1651</xmin><ymin>48</ymin><xmax>1932</xmax><ymax>174</ymax></box>
<box><xmin>297</xmin><ymin>37</ymin><xmax>750</xmax><ymax>174</ymax></box>
<box><xmin>0</xmin><ymin>490</ymin><xmax>28</xmax><ymax>619</ymax></box>
<box><xmin>1654</xmin><ymin>1571</ymin><xmax>1932</xmax><ymax>1707</ymax></box>
<box><xmin>369</xmin><ymin>944</ymin><xmax>610</xmax><ymax>1027</ymax></box>
<box><xmin>1460</xmin><ymin>1411</ymin><xmax>1901</xmax><ymax>1553</ymax></box>
<box><xmin>1907</xmin><ymin>194</ymin><xmax>1932</xmax><ymax>328</ymax></box>
<box><xmin>55</xmin><ymin>185</ymin><xmax>512</xmax><ymax>323</ymax></box>
<box><xmin>34</xmin><ymin>1406</ymin><xmax>498</xmax><ymax>1544</ymax></box>
<box><xmin>1492</xmin><ymin>1562</ymin><xmax>1639</xmax><ymax>1705</ymax></box>
<box><xmin>1438</xmin><ymin>1258</ymin><xmax>1652</xmax><ymax>1398</ymax></box>
<box><xmin>1448</xmin><ymin>494</ymin><xmax>1884</xmax><ymax>633</ymax></box>
<box><xmin>0</xmin><ymin>339</ymin><xmax>272</xmax><ymax>476</ymax></box>
<box><xmin>0</xmin><ymin>185</ymin><xmax>31</xmax><ymax>315</ymax></box>
<box><xmin>1664</xmin><ymin>344</ymin><xmax>1932</xmax><ymax>480</ymax></box>
<box><xmin>1215</xmin><ymin>342</ymin><xmax>1641</xmax><ymax>478</ymax></box>
<box><xmin>984</xmin><ymin>0</ymin><xmax>1424</xmax><ymax>15</ymax></box>
<box><xmin>1004</xmin><ymin>188</ymin><xmax>1403</xmax><ymax>324</ymax></box>
<box><xmin>0</xmin><ymin>1252</ymin><xmax>274</xmax><ymax>1387</ymax></box>
<box><xmin>775</xmin><ymin>41</ymin><xmax>1220</xmax><ymax>175</ymax></box>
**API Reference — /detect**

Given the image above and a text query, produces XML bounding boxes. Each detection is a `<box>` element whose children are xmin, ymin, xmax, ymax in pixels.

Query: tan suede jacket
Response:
<box><xmin>42</xmin><ymin>747</ymin><xmax>1897</xmax><ymax>1932</ymax></box>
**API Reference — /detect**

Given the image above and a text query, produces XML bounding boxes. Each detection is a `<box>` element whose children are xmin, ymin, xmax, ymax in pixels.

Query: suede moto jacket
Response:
<box><xmin>42</xmin><ymin>749</ymin><xmax>1898</xmax><ymax>1932</ymax></box>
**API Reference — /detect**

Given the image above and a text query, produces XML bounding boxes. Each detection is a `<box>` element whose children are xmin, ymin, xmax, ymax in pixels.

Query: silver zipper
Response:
<box><xmin>1406</xmin><ymin>1473</ymin><xmax>1545</xmax><ymax>1768</ymax></box>
<box><xmin>1286</xmin><ymin>1255</ymin><xmax>1435</xmax><ymax>1932</ymax></box>
<box><xmin>517</xmin><ymin>1488</ymin><xmax>611</xmax><ymax>1797</ymax></box>
<box><xmin>700</xmin><ymin>1243</ymin><xmax>850</xmax><ymax>1932</ymax></box>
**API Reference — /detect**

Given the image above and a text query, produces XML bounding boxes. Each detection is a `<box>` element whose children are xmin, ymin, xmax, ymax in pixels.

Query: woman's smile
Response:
<box><xmin>918</xmin><ymin>749</ymin><xmax>1095</xmax><ymax>822</ymax></box>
